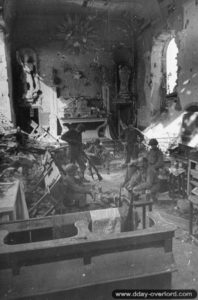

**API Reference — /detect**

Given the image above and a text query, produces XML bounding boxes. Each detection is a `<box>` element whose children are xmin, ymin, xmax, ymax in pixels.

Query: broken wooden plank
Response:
<box><xmin>29</xmin><ymin>192</ymin><xmax>50</xmax><ymax>216</ymax></box>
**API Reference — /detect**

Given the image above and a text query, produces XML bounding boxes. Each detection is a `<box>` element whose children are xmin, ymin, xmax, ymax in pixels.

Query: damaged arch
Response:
<box><xmin>149</xmin><ymin>32</ymin><xmax>179</xmax><ymax>116</ymax></box>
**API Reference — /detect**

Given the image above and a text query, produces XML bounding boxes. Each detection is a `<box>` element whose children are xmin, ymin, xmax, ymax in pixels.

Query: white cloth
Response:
<box><xmin>90</xmin><ymin>208</ymin><xmax>121</xmax><ymax>235</ymax></box>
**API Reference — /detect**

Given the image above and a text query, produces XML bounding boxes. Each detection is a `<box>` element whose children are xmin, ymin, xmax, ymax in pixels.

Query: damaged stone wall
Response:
<box><xmin>136</xmin><ymin>0</ymin><xmax>198</xmax><ymax>149</ymax></box>
<box><xmin>6</xmin><ymin>0</ymin><xmax>198</xmax><ymax>133</ymax></box>
<box><xmin>0</xmin><ymin>0</ymin><xmax>17</xmax><ymax>125</ymax></box>
<box><xmin>10</xmin><ymin>5</ymin><xmax>135</xmax><ymax>133</ymax></box>
<box><xmin>178</xmin><ymin>0</ymin><xmax>198</xmax><ymax>110</ymax></box>
<box><xmin>137</xmin><ymin>0</ymin><xmax>198</xmax><ymax>128</ymax></box>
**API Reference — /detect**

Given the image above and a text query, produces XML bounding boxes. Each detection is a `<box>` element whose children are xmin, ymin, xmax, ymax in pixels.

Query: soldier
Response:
<box><xmin>132</xmin><ymin>157</ymin><xmax>160</xmax><ymax>201</ymax></box>
<box><xmin>147</xmin><ymin>138</ymin><xmax>164</xmax><ymax>171</ymax></box>
<box><xmin>122</xmin><ymin>138</ymin><xmax>163</xmax><ymax>201</ymax></box>
<box><xmin>62</xmin><ymin>164</ymin><xmax>94</xmax><ymax>208</ymax></box>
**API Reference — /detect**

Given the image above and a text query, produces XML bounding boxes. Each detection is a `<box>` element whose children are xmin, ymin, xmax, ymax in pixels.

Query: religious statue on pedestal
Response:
<box><xmin>16</xmin><ymin>48</ymin><xmax>42</xmax><ymax>104</ymax></box>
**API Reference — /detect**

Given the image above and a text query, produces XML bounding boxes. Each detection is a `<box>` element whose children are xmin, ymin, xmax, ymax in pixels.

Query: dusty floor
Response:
<box><xmin>93</xmin><ymin>161</ymin><xmax>198</xmax><ymax>295</ymax></box>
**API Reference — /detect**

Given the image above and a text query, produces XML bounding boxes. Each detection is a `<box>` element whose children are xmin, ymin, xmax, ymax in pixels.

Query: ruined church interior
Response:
<box><xmin>1</xmin><ymin>0</ymin><xmax>198</xmax><ymax>298</ymax></box>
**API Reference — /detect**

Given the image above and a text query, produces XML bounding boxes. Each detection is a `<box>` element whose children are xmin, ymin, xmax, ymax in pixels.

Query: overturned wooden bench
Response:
<box><xmin>0</xmin><ymin>209</ymin><xmax>176</xmax><ymax>299</ymax></box>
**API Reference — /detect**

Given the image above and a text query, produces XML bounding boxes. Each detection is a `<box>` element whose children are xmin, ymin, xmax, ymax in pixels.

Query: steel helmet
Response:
<box><xmin>148</xmin><ymin>138</ymin><xmax>158</xmax><ymax>146</ymax></box>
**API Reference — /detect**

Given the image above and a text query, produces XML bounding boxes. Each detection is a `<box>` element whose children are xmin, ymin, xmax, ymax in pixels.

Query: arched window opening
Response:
<box><xmin>166</xmin><ymin>38</ymin><xmax>178</xmax><ymax>95</ymax></box>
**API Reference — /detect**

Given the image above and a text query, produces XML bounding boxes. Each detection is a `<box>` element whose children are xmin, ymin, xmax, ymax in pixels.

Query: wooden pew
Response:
<box><xmin>0</xmin><ymin>210</ymin><xmax>177</xmax><ymax>299</ymax></box>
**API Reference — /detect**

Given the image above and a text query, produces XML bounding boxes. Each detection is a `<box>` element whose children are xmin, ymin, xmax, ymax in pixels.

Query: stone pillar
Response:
<box><xmin>0</xmin><ymin>19</ymin><xmax>14</xmax><ymax>123</ymax></box>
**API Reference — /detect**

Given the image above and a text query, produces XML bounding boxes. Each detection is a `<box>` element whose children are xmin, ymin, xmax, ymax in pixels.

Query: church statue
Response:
<box><xmin>16</xmin><ymin>48</ymin><xmax>41</xmax><ymax>104</ymax></box>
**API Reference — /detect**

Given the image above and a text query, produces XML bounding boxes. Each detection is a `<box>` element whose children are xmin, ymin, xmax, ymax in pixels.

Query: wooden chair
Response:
<box><xmin>29</xmin><ymin>151</ymin><xmax>62</xmax><ymax>217</ymax></box>
<box><xmin>129</xmin><ymin>190</ymin><xmax>153</xmax><ymax>229</ymax></box>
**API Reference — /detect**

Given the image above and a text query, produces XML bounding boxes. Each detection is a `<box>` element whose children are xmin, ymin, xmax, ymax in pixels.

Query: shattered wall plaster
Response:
<box><xmin>178</xmin><ymin>0</ymin><xmax>198</xmax><ymax>110</ymax></box>
<box><xmin>3</xmin><ymin>0</ymin><xmax>198</xmax><ymax>134</ymax></box>
<box><xmin>10</xmin><ymin>10</ymin><xmax>135</xmax><ymax>131</ymax></box>
<box><xmin>138</xmin><ymin>0</ymin><xmax>198</xmax><ymax>128</ymax></box>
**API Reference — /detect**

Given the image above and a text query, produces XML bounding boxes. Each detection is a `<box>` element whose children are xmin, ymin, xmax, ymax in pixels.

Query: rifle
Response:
<box><xmin>51</xmin><ymin>146</ymin><xmax>102</xmax><ymax>181</ymax></box>
<box><xmin>61</xmin><ymin>134</ymin><xmax>103</xmax><ymax>181</ymax></box>
<box><xmin>82</xmin><ymin>150</ymin><xmax>103</xmax><ymax>181</ymax></box>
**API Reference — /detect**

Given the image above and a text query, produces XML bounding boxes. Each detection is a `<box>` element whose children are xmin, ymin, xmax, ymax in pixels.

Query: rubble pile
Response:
<box><xmin>0</xmin><ymin>112</ymin><xmax>14</xmax><ymax>136</ymax></box>
<box><xmin>0</xmin><ymin>148</ymin><xmax>65</xmax><ymax>218</ymax></box>
<box><xmin>0</xmin><ymin>124</ymin><xmax>65</xmax><ymax>217</ymax></box>
<box><xmin>22</xmin><ymin>157</ymin><xmax>45</xmax><ymax>209</ymax></box>
<box><xmin>0</xmin><ymin>148</ymin><xmax>44</xmax><ymax>200</ymax></box>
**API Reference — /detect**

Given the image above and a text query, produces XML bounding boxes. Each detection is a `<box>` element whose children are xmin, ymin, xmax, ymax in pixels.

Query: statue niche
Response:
<box><xmin>117</xmin><ymin>64</ymin><xmax>132</xmax><ymax>102</ymax></box>
<box><xmin>16</xmin><ymin>48</ymin><xmax>41</xmax><ymax>104</ymax></box>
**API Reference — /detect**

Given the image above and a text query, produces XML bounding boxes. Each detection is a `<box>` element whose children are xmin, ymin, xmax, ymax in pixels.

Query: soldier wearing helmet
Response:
<box><xmin>148</xmin><ymin>138</ymin><xmax>158</xmax><ymax>146</ymax></box>
<box><xmin>147</xmin><ymin>138</ymin><xmax>164</xmax><ymax>171</ymax></box>
<box><xmin>63</xmin><ymin>163</ymin><xmax>78</xmax><ymax>175</ymax></box>
<box><xmin>122</xmin><ymin>138</ymin><xmax>163</xmax><ymax>202</ymax></box>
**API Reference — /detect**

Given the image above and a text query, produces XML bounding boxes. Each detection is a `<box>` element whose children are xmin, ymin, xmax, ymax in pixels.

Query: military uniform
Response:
<box><xmin>147</xmin><ymin>147</ymin><xmax>164</xmax><ymax>170</ymax></box>
<box><xmin>125</xmin><ymin>139</ymin><xmax>163</xmax><ymax>201</ymax></box>
<box><xmin>133</xmin><ymin>165</ymin><xmax>160</xmax><ymax>198</ymax></box>
<box><xmin>62</xmin><ymin>164</ymin><xmax>92</xmax><ymax>208</ymax></box>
